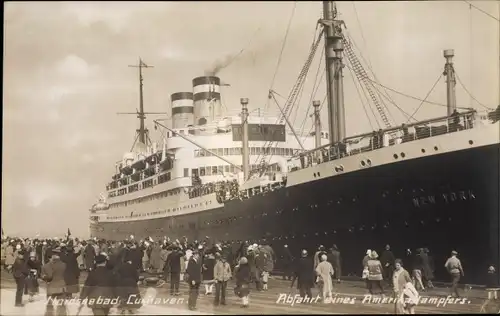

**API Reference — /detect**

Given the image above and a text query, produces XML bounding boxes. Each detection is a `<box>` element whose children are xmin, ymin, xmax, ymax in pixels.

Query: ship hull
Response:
<box><xmin>91</xmin><ymin>142</ymin><xmax>499</xmax><ymax>284</ymax></box>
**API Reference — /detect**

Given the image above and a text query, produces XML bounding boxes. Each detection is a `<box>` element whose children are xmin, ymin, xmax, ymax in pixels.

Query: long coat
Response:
<box><xmin>80</xmin><ymin>266</ymin><xmax>116</xmax><ymax>309</ymax></box>
<box><xmin>149</xmin><ymin>245</ymin><xmax>162</xmax><ymax>272</ymax></box>
<box><xmin>5</xmin><ymin>245</ymin><xmax>15</xmax><ymax>265</ymax></box>
<box><xmin>327</xmin><ymin>250</ymin><xmax>342</xmax><ymax>277</ymax></box>
<box><xmin>115</xmin><ymin>261</ymin><xmax>142</xmax><ymax>309</ymax></box>
<box><xmin>60</xmin><ymin>249</ymin><xmax>81</xmax><ymax>293</ymax></box>
<box><xmin>234</xmin><ymin>264</ymin><xmax>251</xmax><ymax>297</ymax></box>
<box><xmin>41</xmin><ymin>257</ymin><xmax>67</xmax><ymax>295</ymax></box>
<box><xmin>84</xmin><ymin>244</ymin><xmax>96</xmax><ymax>270</ymax></box>
<box><xmin>294</xmin><ymin>257</ymin><xmax>315</xmax><ymax>289</ymax></box>
<box><xmin>316</xmin><ymin>261</ymin><xmax>334</xmax><ymax>295</ymax></box>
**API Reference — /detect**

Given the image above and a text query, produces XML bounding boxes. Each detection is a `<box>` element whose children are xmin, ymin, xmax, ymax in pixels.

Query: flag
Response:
<box><xmin>67</xmin><ymin>228</ymin><xmax>71</xmax><ymax>237</ymax></box>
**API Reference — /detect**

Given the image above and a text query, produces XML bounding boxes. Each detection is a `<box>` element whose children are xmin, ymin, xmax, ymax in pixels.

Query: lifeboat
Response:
<box><xmin>132</xmin><ymin>159</ymin><xmax>146</xmax><ymax>171</ymax></box>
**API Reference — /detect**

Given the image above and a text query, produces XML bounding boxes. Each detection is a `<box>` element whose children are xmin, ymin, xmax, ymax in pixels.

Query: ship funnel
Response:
<box><xmin>192</xmin><ymin>76</ymin><xmax>222</xmax><ymax>127</ymax></box>
<box><xmin>171</xmin><ymin>92</ymin><xmax>194</xmax><ymax>128</ymax></box>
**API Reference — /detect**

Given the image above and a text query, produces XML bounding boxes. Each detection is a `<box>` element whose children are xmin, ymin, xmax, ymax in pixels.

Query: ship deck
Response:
<box><xmin>1</xmin><ymin>272</ymin><xmax>497</xmax><ymax>315</ymax></box>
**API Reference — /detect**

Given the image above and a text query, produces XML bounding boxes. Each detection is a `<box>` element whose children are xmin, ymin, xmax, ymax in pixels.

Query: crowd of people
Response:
<box><xmin>1</xmin><ymin>235</ymin><xmax>498</xmax><ymax>315</ymax></box>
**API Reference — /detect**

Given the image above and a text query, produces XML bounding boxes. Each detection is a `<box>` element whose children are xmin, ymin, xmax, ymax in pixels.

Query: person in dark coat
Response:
<box><xmin>12</xmin><ymin>250</ymin><xmax>29</xmax><ymax>307</ymax></box>
<box><xmin>186</xmin><ymin>251</ymin><xmax>202</xmax><ymax>311</ymax></box>
<box><xmin>327</xmin><ymin>245</ymin><xmax>342</xmax><ymax>283</ymax></box>
<box><xmin>423</xmin><ymin>248</ymin><xmax>434</xmax><ymax>288</ymax></box>
<box><xmin>380</xmin><ymin>244</ymin><xmax>395</xmax><ymax>287</ymax></box>
<box><xmin>129</xmin><ymin>243</ymin><xmax>142</xmax><ymax>272</ymax></box>
<box><xmin>419</xmin><ymin>248</ymin><xmax>434</xmax><ymax>289</ymax></box>
<box><xmin>202</xmin><ymin>252</ymin><xmax>216</xmax><ymax>295</ymax></box>
<box><xmin>235</xmin><ymin>257</ymin><xmax>251</xmax><ymax>308</ymax></box>
<box><xmin>60</xmin><ymin>243</ymin><xmax>81</xmax><ymax>297</ymax></box>
<box><xmin>165</xmin><ymin>247</ymin><xmax>183</xmax><ymax>296</ymax></box>
<box><xmin>281</xmin><ymin>245</ymin><xmax>294</xmax><ymax>281</ymax></box>
<box><xmin>292</xmin><ymin>250</ymin><xmax>315</xmax><ymax>298</ymax></box>
<box><xmin>115</xmin><ymin>250</ymin><xmax>142</xmax><ymax>314</ymax></box>
<box><xmin>80</xmin><ymin>254</ymin><xmax>117</xmax><ymax>316</ymax></box>
<box><xmin>25</xmin><ymin>251</ymin><xmax>41</xmax><ymax>302</ymax></box>
<box><xmin>84</xmin><ymin>242</ymin><xmax>96</xmax><ymax>272</ymax></box>
<box><xmin>41</xmin><ymin>247</ymin><xmax>67</xmax><ymax>316</ymax></box>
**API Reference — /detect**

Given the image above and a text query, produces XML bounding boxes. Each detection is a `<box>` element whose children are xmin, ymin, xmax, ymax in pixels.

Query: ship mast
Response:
<box><xmin>128</xmin><ymin>58</ymin><xmax>154</xmax><ymax>145</ymax></box>
<box><xmin>320</xmin><ymin>1</ymin><xmax>346</xmax><ymax>144</ymax></box>
<box><xmin>313</xmin><ymin>100</ymin><xmax>322</xmax><ymax>148</ymax></box>
<box><xmin>443</xmin><ymin>49</ymin><xmax>457</xmax><ymax>115</ymax></box>
<box><xmin>240</xmin><ymin>98</ymin><xmax>250</xmax><ymax>181</ymax></box>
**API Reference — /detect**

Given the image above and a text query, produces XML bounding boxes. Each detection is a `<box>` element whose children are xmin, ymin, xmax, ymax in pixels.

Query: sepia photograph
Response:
<box><xmin>2</xmin><ymin>1</ymin><xmax>499</xmax><ymax>315</ymax></box>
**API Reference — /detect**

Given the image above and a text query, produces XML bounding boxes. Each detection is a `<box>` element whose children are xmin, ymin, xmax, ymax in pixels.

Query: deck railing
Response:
<box><xmin>288</xmin><ymin>110</ymin><xmax>482</xmax><ymax>172</ymax></box>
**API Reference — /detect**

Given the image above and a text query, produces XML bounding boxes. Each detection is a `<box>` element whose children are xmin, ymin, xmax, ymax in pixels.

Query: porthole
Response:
<box><xmin>317</xmin><ymin>172</ymin><xmax>321</xmax><ymax>177</ymax></box>
<box><xmin>367</xmin><ymin>159</ymin><xmax>372</xmax><ymax>166</ymax></box>
<box><xmin>434</xmin><ymin>146</ymin><xmax>439</xmax><ymax>151</ymax></box>
<box><xmin>421</xmin><ymin>149</ymin><xmax>426</xmax><ymax>153</ymax></box>
<box><xmin>401</xmin><ymin>152</ymin><xmax>406</xmax><ymax>158</ymax></box>
<box><xmin>393</xmin><ymin>154</ymin><xmax>398</xmax><ymax>159</ymax></box>
<box><xmin>338</xmin><ymin>165</ymin><xmax>344</xmax><ymax>172</ymax></box>
<box><xmin>313</xmin><ymin>173</ymin><xmax>317</xmax><ymax>177</ymax></box>
<box><xmin>468</xmin><ymin>140</ymin><xmax>473</xmax><ymax>145</ymax></box>
<box><xmin>361</xmin><ymin>160</ymin><xmax>366</xmax><ymax>167</ymax></box>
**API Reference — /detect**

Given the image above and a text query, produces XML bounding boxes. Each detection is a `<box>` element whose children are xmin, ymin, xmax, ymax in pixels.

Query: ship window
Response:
<box><xmin>230</xmin><ymin>165</ymin><xmax>235</xmax><ymax>173</ymax></box>
<box><xmin>251</xmin><ymin>147</ymin><xmax>256</xmax><ymax>155</ymax></box>
<box><xmin>216</xmin><ymin>148</ymin><xmax>223</xmax><ymax>156</ymax></box>
<box><xmin>211</xmin><ymin>166</ymin><xmax>217</xmax><ymax>175</ymax></box>
<box><xmin>224</xmin><ymin>165</ymin><xmax>230</xmax><ymax>173</ymax></box>
<box><xmin>200</xmin><ymin>167</ymin><xmax>206</xmax><ymax>176</ymax></box>
<box><xmin>224</xmin><ymin>148</ymin><xmax>229</xmax><ymax>155</ymax></box>
<box><xmin>393</xmin><ymin>154</ymin><xmax>398</xmax><ymax>159</ymax></box>
<box><xmin>468</xmin><ymin>140</ymin><xmax>473</xmax><ymax>145</ymax></box>
<box><xmin>216</xmin><ymin>166</ymin><xmax>222</xmax><ymax>174</ymax></box>
<box><xmin>434</xmin><ymin>146</ymin><xmax>439</xmax><ymax>151</ymax></box>
<box><xmin>229</xmin><ymin>148</ymin><xmax>236</xmax><ymax>155</ymax></box>
<box><xmin>206</xmin><ymin>166</ymin><xmax>212</xmax><ymax>176</ymax></box>
<box><xmin>400</xmin><ymin>152</ymin><xmax>406</xmax><ymax>158</ymax></box>
<box><xmin>194</xmin><ymin>150</ymin><xmax>199</xmax><ymax>157</ymax></box>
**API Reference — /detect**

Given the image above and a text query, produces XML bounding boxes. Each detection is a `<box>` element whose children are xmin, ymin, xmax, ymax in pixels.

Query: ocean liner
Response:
<box><xmin>90</xmin><ymin>2</ymin><xmax>500</xmax><ymax>283</ymax></box>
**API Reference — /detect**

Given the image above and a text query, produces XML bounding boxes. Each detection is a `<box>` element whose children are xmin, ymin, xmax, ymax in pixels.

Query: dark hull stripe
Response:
<box><xmin>193</xmin><ymin>92</ymin><xmax>221</xmax><ymax>102</ymax></box>
<box><xmin>170</xmin><ymin>92</ymin><xmax>193</xmax><ymax>102</ymax></box>
<box><xmin>192</xmin><ymin>76</ymin><xmax>221</xmax><ymax>86</ymax></box>
<box><xmin>172</xmin><ymin>106</ymin><xmax>194</xmax><ymax>115</ymax></box>
<box><xmin>91</xmin><ymin>143</ymin><xmax>500</xmax><ymax>285</ymax></box>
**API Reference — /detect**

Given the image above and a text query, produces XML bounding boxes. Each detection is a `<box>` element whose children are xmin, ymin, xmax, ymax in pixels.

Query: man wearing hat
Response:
<box><xmin>444</xmin><ymin>250</ymin><xmax>464</xmax><ymax>297</ymax></box>
<box><xmin>291</xmin><ymin>250</ymin><xmax>315</xmax><ymax>298</ymax></box>
<box><xmin>186</xmin><ymin>250</ymin><xmax>202</xmax><ymax>310</ymax></box>
<box><xmin>12</xmin><ymin>249</ymin><xmax>29</xmax><ymax>307</ymax></box>
<box><xmin>80</xmin><ymin>254</ymin><xmax>116</xmax><ymax>316</ymax></box>
<box><xmin>213</xmin><ymin>253</ymin><xmax>232</xmax><ymax>306</ymax></box>
<box><xmin>41</xmin><ymin>246</ymin><xmax>68</xmax><ymax>316</ymax></box>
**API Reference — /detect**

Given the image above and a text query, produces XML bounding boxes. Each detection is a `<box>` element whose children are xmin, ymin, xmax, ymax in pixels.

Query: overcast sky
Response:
<box><xmin>3</xmin><ymin>1</ymin><xmax>498</xmax><ymax>238</ymax></box>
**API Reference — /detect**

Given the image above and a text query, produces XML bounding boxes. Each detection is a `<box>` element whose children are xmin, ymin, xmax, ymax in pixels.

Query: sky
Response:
<box><xmin>3</xmin><ymin>1</ymin><xmax>499</xmax><ymax>238</ymax></box>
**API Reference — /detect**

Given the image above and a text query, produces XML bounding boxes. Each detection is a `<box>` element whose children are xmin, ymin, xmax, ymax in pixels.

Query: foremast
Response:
<box><xmin>320</xmin><ymin>1</ymin><xmax>346</xmax><ymax>144</ymax></box>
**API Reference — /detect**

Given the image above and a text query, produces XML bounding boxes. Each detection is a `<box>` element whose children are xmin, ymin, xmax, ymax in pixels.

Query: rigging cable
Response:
<box><xmin>343</xmin><ymin>29</ymin><xmax>400</xmax><ymax>123</ymax></box>
<box><xmin>253</xmin><ymin>26</ymin><xmax>321</xmax><ymax>166</ymax></box>
<box><xmin>405</xmin><ymin>74</ymin><xmax>443</xmax><ymax>123</ymax></box>
<box><xmin>296</xmin><ymin>47</ymin><xmax>325</xmax><ymax>135</ymax></box>
<box><xmin>463</xmin><ymin>0</ymin><xmax>500</xmax><ymax>22</ymax></box>
<box><xmin>264</xmin><ymin>2</ymin><xmax>297</xmax><ymax>113</ymax></box>
<box><xmin>363</xmin><ymin>74</ymin><xmax>474</xmax><ymax>110</ymax></box>
<box><xmin>455</xmin><ymin>72</ymin><xmax>494</xmax><ymax>111</ymax></box>
<box><xmin>255</xmin><ymin>28</ymin><xmax>323</xmax><ymax>166</ymax></box>
<box><xmin>346</xmin><ymin>62</ymin><xmax>377</xmax><ymax>130</ymax></box>
<box><xmin>352</xmin><ymin>2</ymin><xmax>374</xmax><ymax>71</ymax></box>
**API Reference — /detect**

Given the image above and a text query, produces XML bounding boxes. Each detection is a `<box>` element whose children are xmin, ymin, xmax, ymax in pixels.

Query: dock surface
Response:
<box><xmin>1</xmin><ymin>272</ymin><xmax>497</xmax><ymax>315</ymax></box>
